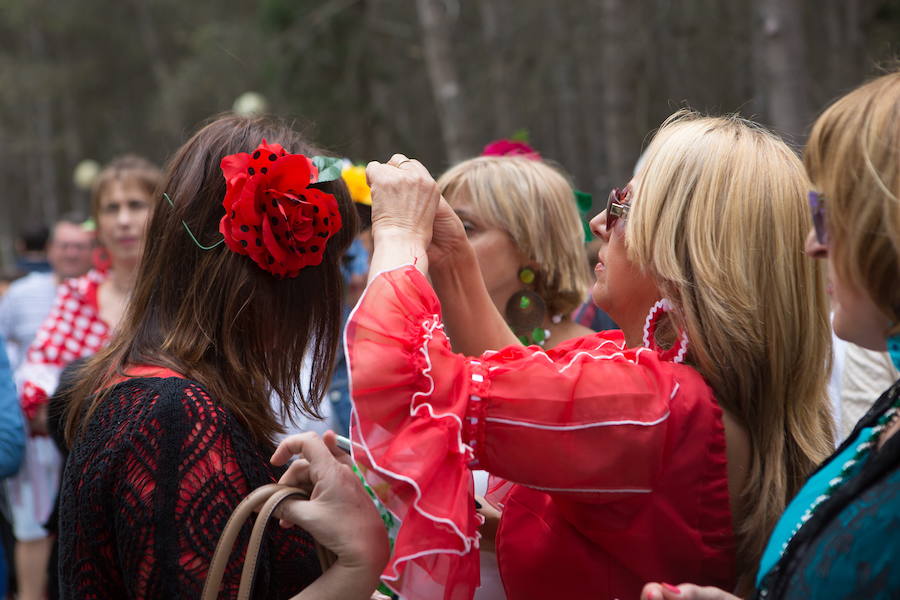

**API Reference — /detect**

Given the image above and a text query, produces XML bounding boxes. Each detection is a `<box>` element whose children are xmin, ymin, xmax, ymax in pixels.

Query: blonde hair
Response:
<box><xmin>628</xmin><ymin>111</ymin><xmax>834</xmax><ymax>585</ymax></box>
<box><xmin>804</xmin><ymin>71</ymin><xmax>900</xmax><ymax>332</ymax></box>
<box><xmin>437</xmin><ymin>156</ymin><xmax>590</xmax><ymax>315</ymax></box>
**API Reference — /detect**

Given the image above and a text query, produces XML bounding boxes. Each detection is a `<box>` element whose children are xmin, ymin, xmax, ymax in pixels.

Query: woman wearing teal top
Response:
<box><xmin>641</xmin><ymin>70</ymin><xmax>900</xmax><ymax>600</ymax></box>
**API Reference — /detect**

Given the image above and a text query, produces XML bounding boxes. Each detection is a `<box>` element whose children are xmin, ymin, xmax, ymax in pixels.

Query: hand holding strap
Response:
<box><xmin>201</xmin><ymin>483</ymin><xmax>337</xmax><ymax>600</ymax></box>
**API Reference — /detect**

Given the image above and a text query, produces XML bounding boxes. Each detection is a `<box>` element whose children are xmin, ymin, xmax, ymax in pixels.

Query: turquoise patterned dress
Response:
<box><xmin>754</xmin><ymin>380</ymin><xmax>900</xmax><ymax>599</ymax></box>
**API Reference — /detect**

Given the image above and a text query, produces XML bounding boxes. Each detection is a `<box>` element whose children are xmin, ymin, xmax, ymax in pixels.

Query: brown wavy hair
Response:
<box><xmin>65</xmin><ymin>114</ymin><xmax>358</xmax><ymax>448</ymax></box>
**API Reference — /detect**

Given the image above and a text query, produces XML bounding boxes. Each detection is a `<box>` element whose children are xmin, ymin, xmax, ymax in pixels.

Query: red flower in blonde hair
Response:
<box><xmin>219</xmin><ymin>140</ymin><xmax>342</xmax><ymax>278</ymax></box>
<box><xmin>481</xmin><ymin>139</ymin><xmax>541</xmax><ymax>160</ymax></box>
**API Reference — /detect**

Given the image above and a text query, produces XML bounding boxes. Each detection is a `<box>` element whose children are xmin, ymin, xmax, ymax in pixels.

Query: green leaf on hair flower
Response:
<box><xmin>510</xmin><ymin>128</ymin><xmax>530</xmax><ymax>143</ymax></box>
<box><xmin>311</xmin><ymin>156</ymin><xmax>344</xmax><ymax>183</ymax></box>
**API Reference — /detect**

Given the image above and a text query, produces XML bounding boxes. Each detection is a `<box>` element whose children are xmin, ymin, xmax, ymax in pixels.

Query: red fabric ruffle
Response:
<box><xmin>347</xmin><ymin>266</ymin><xmax>735</xmax><ymax>599</ymax></box>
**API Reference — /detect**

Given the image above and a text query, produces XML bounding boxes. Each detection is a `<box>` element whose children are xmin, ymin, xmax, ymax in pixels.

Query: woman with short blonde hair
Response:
<box><xmin>437</xmin><ymin>156</ymin><xmax>592</xmax><ymax>347</ymax></box>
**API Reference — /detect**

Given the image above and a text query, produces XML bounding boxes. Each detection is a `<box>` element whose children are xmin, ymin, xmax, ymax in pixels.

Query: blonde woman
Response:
<box><xmin>437</xmin><ymin>156</ymin><xmax>593</xmax><ymax>349</ymax></box>
<box><xmin>642</xmin><ymin>71</ymin><xmax>900</xmax><ymax>600</ymax></box>
<box><xmin>345</xmin><ymin>111</ymin><xmax>832</xmax><ymax>600</ymax></box>
<box><xmin>436</xmin><ymin>155</ymin><xmax>594</xmax><ymax>599</ymax></box>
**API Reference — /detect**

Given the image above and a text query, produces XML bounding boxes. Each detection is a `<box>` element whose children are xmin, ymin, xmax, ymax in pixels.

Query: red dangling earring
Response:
<box><xmin>642</xmin><ymin>298</ymin><xmax>689</xmax><ymax>363</ymax></box>
<box><xmin>92</xmin><ymin>246</ymin><xmax>111</xmax><ymax>274</ymax></box>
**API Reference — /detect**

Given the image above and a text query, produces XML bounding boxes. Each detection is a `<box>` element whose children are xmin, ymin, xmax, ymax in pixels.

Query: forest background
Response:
<box><xmin>0</xmin><ymin>0</ymin><xmax>898</xmax><ymax>267</ymax></box>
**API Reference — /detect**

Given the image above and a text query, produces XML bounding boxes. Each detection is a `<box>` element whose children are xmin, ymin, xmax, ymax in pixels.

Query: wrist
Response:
<box><xmin>369</xmin><ymin>228</ymin><xmax>430</xmax><ymax>280</ymax></box>
<box><xmin>372</xmin><ymin>226</ymin><xmax>429</xmax><ymax>249</ymax></box>
<box><xmin>430</xmin><ymin>242</ymin><xmax>476</xmax><ymax>287</ymax></box>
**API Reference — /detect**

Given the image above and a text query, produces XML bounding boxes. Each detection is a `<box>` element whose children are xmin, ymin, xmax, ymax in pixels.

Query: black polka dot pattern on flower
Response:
<box><xmin>219</xmin><ymin>140</ymin><xmax>343</xmax><ymax>278</ymax></box>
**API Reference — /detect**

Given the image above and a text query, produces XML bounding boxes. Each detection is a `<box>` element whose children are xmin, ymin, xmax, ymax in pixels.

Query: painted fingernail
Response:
<box><xmin>662</xmin><ymin>583</ymin><xmax>682</xmax><ymax>595</ymax></box>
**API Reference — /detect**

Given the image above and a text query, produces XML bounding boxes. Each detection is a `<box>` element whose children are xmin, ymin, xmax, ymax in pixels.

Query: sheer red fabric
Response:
<box><xmin>347</xmin><ymin>266</ymin><xmax>734</xmax><ymax>600</ymax></box>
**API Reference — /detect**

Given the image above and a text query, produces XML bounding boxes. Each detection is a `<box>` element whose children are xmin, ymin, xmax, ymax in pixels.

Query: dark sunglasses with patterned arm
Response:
<box><xmin>605</xmin><ymin>187</ymin><xmax>631</xmax><ymax>231</ymax></box>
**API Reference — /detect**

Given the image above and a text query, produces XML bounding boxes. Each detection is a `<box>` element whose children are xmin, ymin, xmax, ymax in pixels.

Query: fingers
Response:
<box><xmin>641</xmin><ymin>582</ymin><xmax>740</xmax><ymax>600</ymax></box>
<box><xmin>371</xmin><ymin>154</ymin><xmax>432</xmax><ymax>179</ymax></box>
<box><xmin>271</xmin><ymin>495</ymin><xmax>319</xmax><ymax>530</ymax></box>
<box><xmin>277</xmin><ymin>458</ymin><xmax>311</xmax><ymax>487</ymax></box>
<box><xmin>322</xmin><ymin>430</ymin><xmax>354</xmax><ymax>468</ymax></box>
<box><xmin>270</xmin><ymin>431</ymin><xmax>334</xmax><ymax>467</ymax></box>
<box><xmin>387</xmin><ymin>153</ymin><xmax>409</xmax><ymax>167</ymax></box>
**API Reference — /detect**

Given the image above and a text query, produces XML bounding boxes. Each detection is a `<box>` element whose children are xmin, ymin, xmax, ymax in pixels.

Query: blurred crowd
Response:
<box><xmin>0</xmin><ymin>70</ymin><xmax>897</xmax><ymax>600</ymax></box>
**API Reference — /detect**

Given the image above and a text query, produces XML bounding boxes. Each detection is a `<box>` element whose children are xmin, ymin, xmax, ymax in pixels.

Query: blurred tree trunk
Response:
<box><xmin>362</xmin><ymin>0</ymin><xmax>396</xmax><ymax>160</ymax></box>
<box><xmin>28</xmin><ymin>25</ymin><xmax>59</xmax><ymax>224</ymax></box>
<box><xmin>59</xmin><ymin>88</ymin><xmax>86</xmax><ymax>215</ymax></box>
<box><xmin>824</xmin><ymin>0</ymin><xmax>866</xmax><ymax>94</ymax></box>
<box><xmin>415</xmin><ymin>0</ymin><xmax>471</xmax><ymax>164</ymax></box>
<box><xmin>478</xmin><ymin>0</ymin><xmax>511</xmax><ymax>139</ymax></box>
<box><xmin>129</xmin><ymin>0</ymin><xmax>181</xmax><ymax>141</ymax></box>
<box><xmin>755</xmin><ymin>0</ymin><xmax>809</xmax><ymax>142</ymax></box>
<box><xmin>545</xmin><ymin>3</ymin><xmax>580</xmax><ymax>174</ymax></box>
<box><xmin>600</xmin><ymin>0</ymin><xmax>644</xmax><ymax>187</ymax></box>
<box><xmin>573</xmin><ymin>1</ymin><xmax>607</xmax><ymax>196</ymax></box>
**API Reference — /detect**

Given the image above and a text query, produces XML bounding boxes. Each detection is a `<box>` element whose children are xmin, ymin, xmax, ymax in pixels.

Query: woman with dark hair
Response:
<box><xmin>58</xmin><ymin>115</ymin><xmax>388</xmax><ymax>599</ymax></box>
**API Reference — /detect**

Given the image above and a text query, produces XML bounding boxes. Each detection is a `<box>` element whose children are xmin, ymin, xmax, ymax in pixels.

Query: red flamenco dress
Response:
<box><xmin>347</xmin><ymin>266</ymin><xmax>735</xmax><ymax>600</ymax></box>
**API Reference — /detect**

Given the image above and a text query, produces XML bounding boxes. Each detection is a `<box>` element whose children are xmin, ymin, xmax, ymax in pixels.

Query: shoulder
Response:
<box><xmin>107</xmin><ymin>376</ymin><xmax>233</xmax><ymax>426</ymax></box>
<box><xmin>9</xmin><ymin>272</ymin><xmax>55</xmax><ymax>294</ymax></box>
<box><xmin>1</xmin><ymin>273</ymin><xmax>57</xmax><ymax>307</ymax></box>
<box><xmin>78</xmin><ymin>376</ymin><xmax>251</xmax><ymax>463</ymax></box>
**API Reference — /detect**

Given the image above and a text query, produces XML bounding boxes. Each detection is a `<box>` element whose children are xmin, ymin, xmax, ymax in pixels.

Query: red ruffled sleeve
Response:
<box><xmin>347</xmin><ymin>266</ymin><xmax>693</xmax><ymax>600</ymax></box>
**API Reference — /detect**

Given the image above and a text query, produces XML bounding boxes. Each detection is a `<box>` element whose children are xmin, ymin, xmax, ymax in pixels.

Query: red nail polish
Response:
<box><xmin>662</xmin><ymin>583</ymin><xmax>682</xmax><ymax>595</ymax></box>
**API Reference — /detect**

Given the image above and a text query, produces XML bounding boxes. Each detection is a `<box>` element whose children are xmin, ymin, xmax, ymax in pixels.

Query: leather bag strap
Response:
<box><xmin>202</xmin><ymin>484</ymin><xmax>336</xmax><ymax>600</ymax></box>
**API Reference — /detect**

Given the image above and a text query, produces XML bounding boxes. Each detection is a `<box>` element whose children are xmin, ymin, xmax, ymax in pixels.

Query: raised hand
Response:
<box><xmin>366</xmin><ymin>154</ymin><xmax>441</xmax><ymax>250</ymax></box>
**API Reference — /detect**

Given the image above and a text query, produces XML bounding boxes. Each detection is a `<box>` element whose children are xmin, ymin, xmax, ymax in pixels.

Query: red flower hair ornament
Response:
<box><xmin>218</xmin><ymin>140</ymin><xmax>343</xmax><ymax>278</ymax></box>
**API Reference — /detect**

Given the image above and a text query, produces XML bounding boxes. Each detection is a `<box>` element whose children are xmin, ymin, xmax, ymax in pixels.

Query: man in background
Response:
<box><xmin>0</xmin><ymin>216</ymin><xmax>94</xmax><ymax>368</ymax></box>
<box><xmin>0</xmin><ymin>214</ymin><xmax>92</xmax><ymax>600</ymax></box>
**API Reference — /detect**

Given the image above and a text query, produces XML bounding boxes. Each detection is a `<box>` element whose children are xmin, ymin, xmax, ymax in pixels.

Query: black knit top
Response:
<box><xmin>58</xmin><ymin>376</ymin><xmax>320</xmax><ymax>599</ymax></box>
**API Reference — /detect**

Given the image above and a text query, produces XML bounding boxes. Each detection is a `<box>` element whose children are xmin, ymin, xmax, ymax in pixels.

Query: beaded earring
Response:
<box><xmin>642</xmin><ymin>298</ymin><xmax>689</xmax><ymax>363</ymax></box>
<box><xmin>505</xmin><ymin>267</ymin><xmax>551</xmax><ymax>346</ymax></box>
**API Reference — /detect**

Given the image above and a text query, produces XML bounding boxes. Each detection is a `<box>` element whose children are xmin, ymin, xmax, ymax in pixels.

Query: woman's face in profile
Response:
<box><xmin>804</xmin><ymin>227</ymin><xmax>891</xmax><ymax>351</ymax></box>
<box><xmin>447</xmin><ymin>188</ymin><xmax>531</xmax><ymax>313</ymax></box>
<box><xmin>589</xmin><ymin>180</ymin><xmax>660</xmax><ymax>333</ymax></box>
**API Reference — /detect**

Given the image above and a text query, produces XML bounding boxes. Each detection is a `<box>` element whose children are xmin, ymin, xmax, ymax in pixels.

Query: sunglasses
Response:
<box><xmin>605</xmin><ymin>187</ymin><xmax>631</xmax><ymax>231</ymax></box>
<box><xmin>808</xmin><ymin>191</ymin><xmax>827</xmax><ymax>245</ymax></box>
